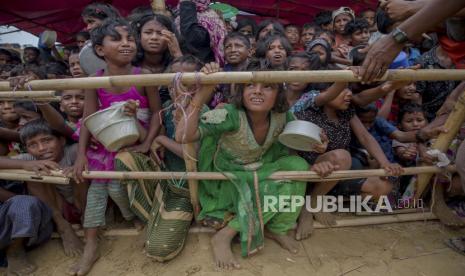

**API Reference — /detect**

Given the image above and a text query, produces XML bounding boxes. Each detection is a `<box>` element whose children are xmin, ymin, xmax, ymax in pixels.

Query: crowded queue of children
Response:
<box><xmin>1</xmin><ymin>0</ymin><xmax>465</xmax><ymax>274</ymax></box>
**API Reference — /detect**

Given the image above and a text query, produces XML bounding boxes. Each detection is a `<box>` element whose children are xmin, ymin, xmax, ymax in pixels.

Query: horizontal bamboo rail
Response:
<box><xmin>1</xmin><ymin>165</ymin><xmax>451</xmax><ymax>182</ymax></box>
<box><xmin>0</xmin><ymin>91</ymin><xmax>56</xmax><ymax>98</ymax></box>
<box><xmin>0</xmin><ymin>69</ymin><xmax>464</xmax><ymax>91</ymax></box>
<box><xmin>0</xmin><ymin>166</ymin><xmax>454</xmax><ymax>184</ymax></box>
<box><xmin>79</xmin><ymin>165</ymin><xmax>455</xmax><ymax>182</ymax></box>
<box><xmin>0</xmin><ymin>97</ymin><xmax>61</xmax><ymax>101</ymax></box>
<box><xmin>51</xmin><ymin>212</ymin><xmax>437</xmax><ymax>238</ymax></box>
<box><xmin>0</xmin><ymin>170</ymin><xmax>69</xmax><ymax>185</ymax></box>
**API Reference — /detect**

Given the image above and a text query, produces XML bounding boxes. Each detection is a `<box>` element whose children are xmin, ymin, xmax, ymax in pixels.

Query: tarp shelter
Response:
<box><xmin>0</xmin><ymin>0</ymin><xmax>376</xmax><ymax>44</ymax></box>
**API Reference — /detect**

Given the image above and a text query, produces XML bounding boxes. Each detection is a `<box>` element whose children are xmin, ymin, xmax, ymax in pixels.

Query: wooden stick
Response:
<box><xmin>0</xmin><ymin>171</ymin><xmax>69</xmax><ymax>185</ymax></box>
<box><xmin>51</xmin><ymin>212</ymin><xmax>437</xmax><ymax>238</ymax></box>
<box><xmin>0</xmin><ymin>69</ymin><xmax>463</xmax><ymax>91</ymax></box>
<box><xmin>0</xmin><ymin>166</ymin><xmax>454</xmax><ymax>185</ymax></box>
<box><xmin>0</xmin><ymin>91</ymin><xmax>56</xmax><ymax>98</ymax></box>
<box><xmin>415</xmin><ymin>89</ymin><xmax>465</xmax><ymax>199</ymax></box>
<box><xmin>78</xmin><ymin>165</ymin><xmax>456</xmax><ymax>182</ymax></box>
<box><xmin>0</xmin><ymin>97</ymin><xmax>61</xmax><ymax>101</ymax></box>
<box><xmin>182</xmin><ymin>143</ymin><xmax>201</xmax><ymax>221</ymax></box>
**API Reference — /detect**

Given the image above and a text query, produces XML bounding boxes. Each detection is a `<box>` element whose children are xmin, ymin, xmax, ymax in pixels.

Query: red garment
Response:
<box><xmin>439</xmin><ymin>35</ymin><xmax>465</xmax><ymax>69</ymax></box>
<box><xmin>376</xmin><ymin>98</ymin><xmax>399</xmax><ymax>123</ymax></box>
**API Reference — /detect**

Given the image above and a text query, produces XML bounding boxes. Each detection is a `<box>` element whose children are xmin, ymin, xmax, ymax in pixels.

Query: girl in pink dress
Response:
<box><xmin>70</xmin><ymin>18</ymin><xmax>161</xmax><ymax>276</ymax></box>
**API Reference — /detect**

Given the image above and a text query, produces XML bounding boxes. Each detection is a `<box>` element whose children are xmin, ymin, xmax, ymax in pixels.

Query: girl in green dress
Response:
<box><xmin>176</xmin><ymin>59</ymin><xmax>330</xmax><ymax>269</ymax></box>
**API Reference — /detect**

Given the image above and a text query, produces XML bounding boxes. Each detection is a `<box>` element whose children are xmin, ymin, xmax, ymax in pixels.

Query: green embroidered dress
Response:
<box><xmin>198</xmin><ymin>104</ymin><xmax>308</xmax><ymax>257</ymax></box>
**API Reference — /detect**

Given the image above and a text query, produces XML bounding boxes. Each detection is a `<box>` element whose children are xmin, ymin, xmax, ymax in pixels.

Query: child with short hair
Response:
<box><xmin>0</xmin><ymin>119</ymin><xmax>85</xmax><ymax>258</ymax></box>
<box><xmin>284</xmin><ymin>24</ymin><xmax>301</xmax><ymax>51</ymax></box>
<box><xmin>71</xmin><ymin>18</ymin><xmax>162</xmax><ymax>276</ymax></box>
<box><xmin>393</xmin><ymin>103</ymin><xmax>428</xmax><ymax>166</ymax></box>
<box><xmin>210</xmin><ymin>32</ymin><xmax>251</xmax><ymax>108</ymax></box>
<box><xmin>300</xmin><ymin>23</ymin><xmax>320</xmax><ymax>46</ymax></box>
<box><xmin>68</xmin><ymin>51</ymin><xmax>85</xmax><ymax>78</ymax></box>
<box><xmin>23</xmin><ymin>47</ymin><xmax>41</xmax><ymax>65</ymax></box>
<box><xmin>359</xmin><ymin>8</ymin><xmax>377</xmax><ymax>33</ymax></box>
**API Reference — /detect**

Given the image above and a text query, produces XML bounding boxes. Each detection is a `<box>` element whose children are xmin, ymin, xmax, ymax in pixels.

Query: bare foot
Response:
<box><xmin>67</xmin><ymin>240</ymin><xmax>99</xmax><ymax>276</ymax></box>
<box><xmin>266</xmin><ymin>231</ymin><xmax>300</xmax><ymax>254</ymax></box>
<box><xmin>296</xmin><ymin>208</ymin><xmax>313</xmax><ymax>241</ymax></box>
<box><xmin>211</xmin><ymin>227</ymin><xmax>240</xmax><ymax>270</ymax></box>
<box><xmin>432</xmin><ymin>184</ymin><xmax>465</xmax><ymax>227</ymax></box>
<box><xmin>313</xmin><ymin>211</ymin><xmax>337</xmax><ymax>226</ymax></box>
<box><xmin>61</xmin><ymin>226</ymin><xmax>84</xmax><ymax>257</ymax></box>
<box><xmin>6</xmin><ymin>241</ymin><xmax>36</xmax><ymax>276</ymax></box>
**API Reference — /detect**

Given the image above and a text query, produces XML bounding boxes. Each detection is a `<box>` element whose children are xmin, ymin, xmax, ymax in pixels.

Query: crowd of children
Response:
<box><xmin>1</xmin><ymin>0</ymin><xmax>465</xmax><ymax>274</ymax></box>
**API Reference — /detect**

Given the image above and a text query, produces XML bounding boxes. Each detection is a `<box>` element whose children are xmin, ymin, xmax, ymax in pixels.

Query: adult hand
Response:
<box><xmin>400</xmin><ymin>145</ymin><xmax>417</xmax><ymax>161</ymax></box>
<box><xmin>419</xmin><ymin>126</ymin><xmax>448</xmax><ymax>141</ymax></box>
<box><xmin>357</xmin><ymin>35</ymin><xmax>404</xmax><ymax>83</ymax></box>
<box><xmin>311</xmin><ymin>161</ymin><xmax>339</xmax><ymax>178</ymax></box>
<box><xmin>380</xmin><ymin>0</ymin><xmax>418</xmax><ymax>22</ymax></box>
<box><xmin>22</xmin><ymin>160</ymin><xmax>60</xmax><ymax>175</ymax></box>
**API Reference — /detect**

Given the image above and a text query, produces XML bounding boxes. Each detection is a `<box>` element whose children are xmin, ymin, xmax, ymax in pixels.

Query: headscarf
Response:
<box><xmin>332</xmin><ymin>7</ymin><xmax>355</xmax><ymax>24</ymax></box>
<box><xmin>176</xmin><ymin>0</ymin><xmax>227</xmax><ymax>65</ymax></box>
<box><xmin>305</xmin><ymin>38</ymin><xmax>332</xmax><ymax>66</ymax></box>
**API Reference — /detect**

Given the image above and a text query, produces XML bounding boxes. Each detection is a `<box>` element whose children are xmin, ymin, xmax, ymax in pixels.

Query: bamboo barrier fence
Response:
<box><xmin>0</xmin><ymin>90</ymin><xmax>60</xmax><ymax>101</ymax></box>
<box><xmin>0</xmin><ymin>69</ymin><xmax>464</xmax><ymax>91</ymax></box>
<box><xmin>1</xmin><ymin>69</ymin><xmax>464</xmax><ymax>229</ymax></box>
<box><xmin>52</xmin><ymin>212</ymin><xmax>437</xmax><ymax>237</ymax></box>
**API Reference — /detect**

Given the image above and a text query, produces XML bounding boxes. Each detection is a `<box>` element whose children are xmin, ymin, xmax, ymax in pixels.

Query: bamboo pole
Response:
<box><xmin>415</xmin><ymin>89</ymin><xmax>465</xmax><ymax>199</ymax></box>
<box><xmin>0</xmin><ymin>166</ymin><xmax>455</xmax><ymax>184</ymax></box>
<box><xmin>51</xmin><ymin>212</ymin><xmax>437</xmax><ymax>238</ymax></box>
<box><xmin>0</xmin><ymin>69</ymin><xmax>463</xmax><ymax>91</ymax></box>
<box><xmin>75</xmin><ymin>165</ymin><xmax>455</xmax><ymax>182</ymax></box>
<box><xmin>0</xmin><ymin>97</ymin><xmax>61</xmax><ymax>101</ymax></box>
<box><xmin>0</xmin><ymin>171</ymin><xmax>69</xmax><ymax>185</ymax></box>
<box><xmin>0</xmin><ymin>91</ymin><xmax>56</xmax><ymax>98</ymax></box>
<box><xmin>183</xmin><ymin>143</ymin><xmax>201</xmax><ymax>220</ymax></box>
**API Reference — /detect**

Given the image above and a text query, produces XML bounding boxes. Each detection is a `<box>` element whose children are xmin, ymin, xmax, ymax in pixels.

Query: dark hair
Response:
<box><xmin>14</xmin><ymin>101</ymin><xmax>42</xmax><ymax>116</ymax></box>
<box><xmin>376</xmin><ymin>8</ymin><xmax>394</xmax><ymax>34</ymax></box>
<box><xmin>287</xmin><ymin>51</ymin><xmax>322</xmax><ymax>70</ymax></box>
<box><xmin>10</xmin><ymin>64</ymin><xmax>47</xmax><ymax>79</ymax></box>
<box><xmin>356</xmin><ymin>103</ymin><xmax>378</xmax><ymax>115</ymax></box>
<box><xmin>81</xmin><ymin>3</ymin><xmax>120</xmax><ymax>20</ymax></box>
<box><xmin>19</xmin><ymin>118</ymin><xmax>61</xmax><ymax>144</ymax></box>
<box><xmin>0</xmin><ymin>48</ymin><xmax>13</xmax><ymax>59</ymax></box>
<box><xmin>349</xmin><ymin>45</ymin><xmax>367</xmax><ymax>66</ymax></box>
<box><xmin>75</xmin><ymin>31</ymin><xmax>90</xmax><ymax>41</ymax></box>
<box><xmin>44</xmin><ymin>61</ymin><xmax>69</xmax><ymax>77</ymax></box>
<box><xmin>236</xmin><ymin>17</ymin><xmax>257</xmax><ymax>37</ymax></box>
<box><xmin>256</xmin><ymin>19</ymin><xmax>285</xmax><ymax>40</ymax></box>
<box><xmin>398</xmin><ymin>103</ymin><xmax>426</xmax><ymax>124</ymax></box>
<box><xmin>359</xmin><ymin>8</ymin><xmax>376</xmax><ymax>17</ymax></box>
<box><xmin>131</xmin><ymin>12</ymin><xmax>178</xmax><ymax>67</ymax></box>
<box><xmin>344</xmin><ymin>18</ymin><xmax>369</xmax><ymax>36</ymax></box>
<box><xmin>305</xmin><ymin>38</ymin><xmax>332</xmax><ymax>66</ymax></box>
<box><xmin>224</xmin><ymin>32</ymin><xmax>251</xmax><ymax>49</ymax></box>
<box><xmin>91</xmin><ymin>18</ymin><xmax>135</xmax><ymax>60</ymax></box>
<box><xmin>314</xmin><ymin>10</ymin><xmax>333</xmax><ymax>27</ymax></box>
<box><xmin>285</xmin><ymin>24</ymin><xmax>300</xmax><ymax>31</ymax></box>
<box><xmin>255</xmin><ymin>34</ymin><xmax>292</xmax><ymax>61</ymax></box>
<box><xmin>166</xmin><ymin>54</ymin><xmax>204</xmax><ymax>72</ymax></box>
<box><xmin>302</xmin><ymin>23</ymin><xmax>321</xmax><ymax>32</ymax></box>
<box><xmin>23</xmin><ymin>47</ymin><xmax>40</xmax><ymax>56</ymax></box>
<box><xmin>232</xmin><ymin>58</ymin><xmax>288</xmax><ymax>113</ymax></box>
<box><xmin>316</xmin><ymin>30</ymin><xmax>335</xmax><ymax>43</ymax></box>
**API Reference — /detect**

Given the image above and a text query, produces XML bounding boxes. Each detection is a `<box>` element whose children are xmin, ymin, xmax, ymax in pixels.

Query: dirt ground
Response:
<box><xmin>2</xmin><ymin>220</ymin><xmax>465</xmax><ymax>276</ymax></box>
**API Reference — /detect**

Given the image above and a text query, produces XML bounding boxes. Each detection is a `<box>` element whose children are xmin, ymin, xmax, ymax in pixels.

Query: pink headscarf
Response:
<box><xmin>176</xmin><ymin>0</ymin><xmax>227</xmax><ymax>65</ymax></box>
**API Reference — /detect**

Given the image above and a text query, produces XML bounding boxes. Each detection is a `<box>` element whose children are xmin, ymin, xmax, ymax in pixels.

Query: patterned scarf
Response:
<box><xmin>176</xmin><ymin>0</ymin><xmax>227</xmax><ymax>65</ymax></box>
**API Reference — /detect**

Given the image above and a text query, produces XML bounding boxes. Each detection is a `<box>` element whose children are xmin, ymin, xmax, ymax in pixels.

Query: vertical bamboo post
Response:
<box><xmin>415</xmin><ymin>89</ymin><xmax>465</xmax><ymax>198</ymax></box>
<box><xmin>182</xmin><ymin>143</ymin><xmax>201</xmax><ymax>221</ymax></box>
